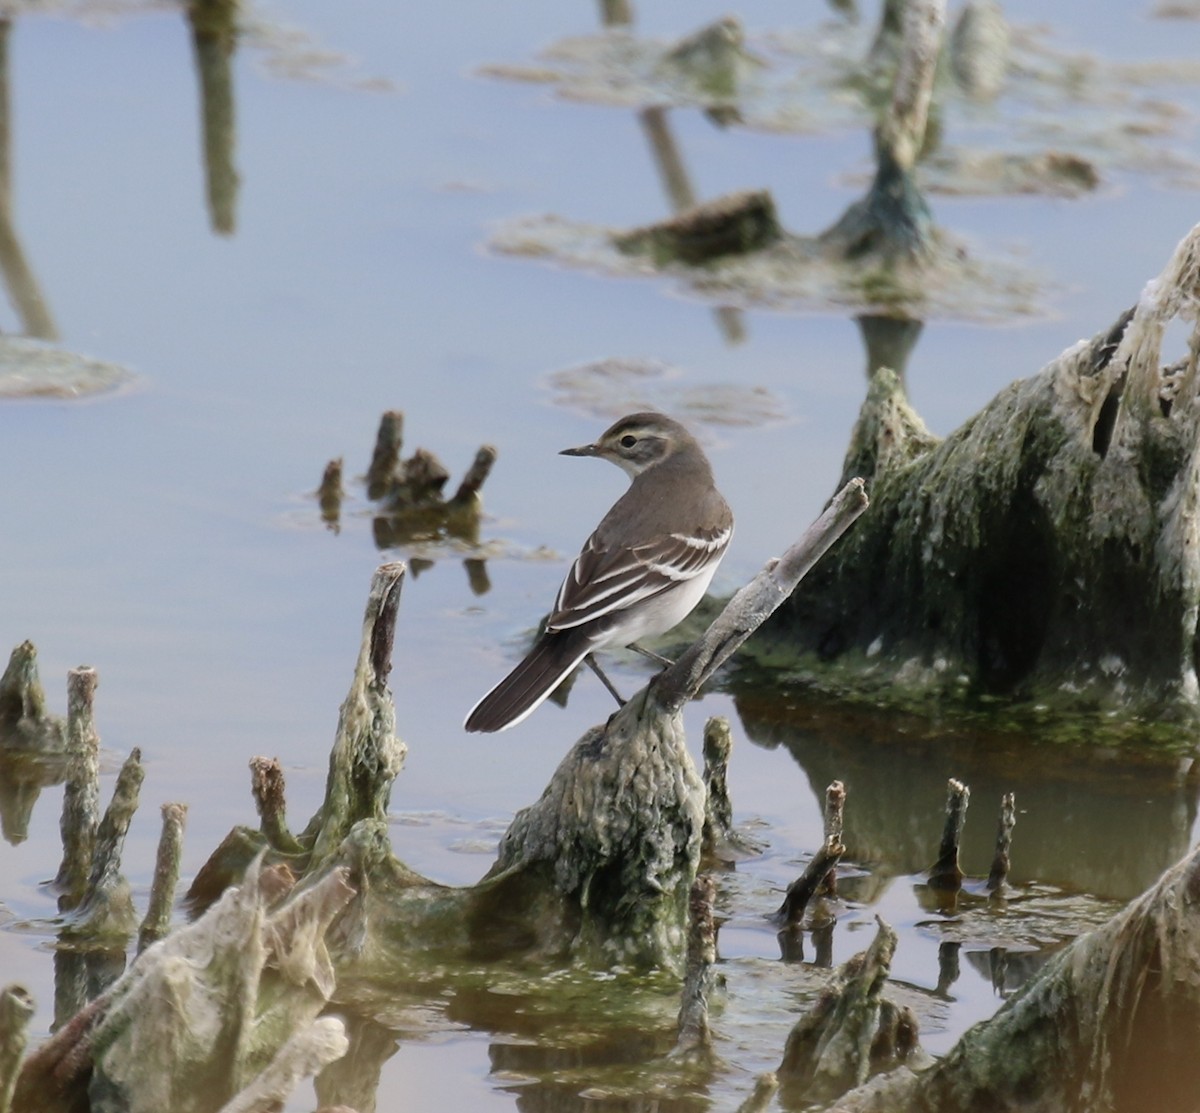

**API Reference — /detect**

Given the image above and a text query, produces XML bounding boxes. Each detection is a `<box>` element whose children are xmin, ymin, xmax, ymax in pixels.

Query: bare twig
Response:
<box><xmin>303</xmin><ymin>563</ymin><xmax>407</xmax><ymax>871</ymax></box>
<box><xmin>775</xmin><ymin>839</ymin><xmax>845</xmax><ymax>927</ymax></box>
<box><xmin>657</xmin><ymin>479</ymin><xmax>869</xmax><ymax>713</ymax></box>
<box><xmin>986</xmin><ymin>792</ymin><xmax>1016</xmax><ymax>892</ymax></box>
<box><xmin>452</xmin><ymin>445</ymin><xmax>497</xmax><ymax>502</ymax></box>
<box><xmin>928</xmin><ymin>778</ymin><xmax>969</xmax><ymax>890</ymax></box>
<box><xmin>55</xmin><ymin>667</ymin><xmax>100</xmax><ymax>907</ymax></box>
<box><xmin>66</xmin><ymin>748</ymin><xmax>143</xmax><ymax>937</ymax></box>
<box><xmin>137</xmin><ymin>802</ymin><xmax>188</xmax><ymax>954</ymax></box>
<box><xmin>250</xmin><ymin>757</ymin><xmax>303</xmax><ymax>854</ymax></box>
<box><xmin>366</xmin><ymin>411</ymin><xmax>404</xmax><ymax>499</ymax></box>
<box><xmin>821</xmin><ymin>781</ymin><xmax>846</xmax><ymax>897</ymax></box>
<box><xmin>318</xmin><ymin>458</ymin><xmax>343</xmax><ymax>531</ymax></box>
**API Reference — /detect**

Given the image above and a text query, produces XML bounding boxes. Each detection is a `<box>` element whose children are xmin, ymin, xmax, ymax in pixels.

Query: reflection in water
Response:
<box><xmin>53</xmin><ymin>946</ymin><xmax>126</xmax><ymax>1032</ymax></box>
<box><xmin>597</xmin><ymin>0</ymin><xmax>632</xmax><ymax>28</ymax></box>
<box><xmin>856</xmin><ymin>312</ymin><xmax>923</xmax><ymax>382</ymax></box>
<box><xmin>636</xmin><ymin>108</ymin><xmax>745</xmax><ymax>344</ymax></box>
<box><xmin>0</xmin><ymin>19</ymin><xmax>56</xmax><ymax>339</ymax></box>
<box><xmin>0</xmin><ymin>751</ymin><xmax>65</xmax><ymax>843</ymax></box>
<box><xmin>733</xmin><ymin>689</ymin><xmax>1199</xmax><ymax>900</ymax></box>
<box><xmin>187</xmin><ymin>0</ymin><xmax>240</xmax><ymax>236</ymax></box>
<box><xmin>314</xmin><ymin>1012</ymin><xmax>400</xmax><ymax>1112</ymax></box>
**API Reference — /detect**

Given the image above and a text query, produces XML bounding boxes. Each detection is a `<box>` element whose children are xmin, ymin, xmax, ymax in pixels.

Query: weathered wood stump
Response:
<box><xmin>749</xmin><ymin>223</ymin><xmax>1200</xmax><ymax>740</ymax></box>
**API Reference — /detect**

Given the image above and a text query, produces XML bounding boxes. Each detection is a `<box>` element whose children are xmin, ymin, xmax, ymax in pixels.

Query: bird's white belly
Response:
<box><xmin>600</xmin><ymin>559</ymin><xmax>721</xmax><ymax>649</ymax></box>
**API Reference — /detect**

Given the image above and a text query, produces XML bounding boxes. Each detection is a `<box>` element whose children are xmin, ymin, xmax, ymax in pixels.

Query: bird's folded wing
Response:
<box><xmin>547</xmin><ymin>524</ymin><xmax>731</xmax><ymax>631</ymax></box>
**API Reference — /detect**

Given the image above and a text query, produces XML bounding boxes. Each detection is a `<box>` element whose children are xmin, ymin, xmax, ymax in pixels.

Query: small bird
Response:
<box><xmin>465</xmin><ymin>412</ymin><xmax>733</xmax><ymax>733</ymax></box>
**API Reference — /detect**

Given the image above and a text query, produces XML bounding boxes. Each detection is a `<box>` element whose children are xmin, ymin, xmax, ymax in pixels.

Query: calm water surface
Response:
<box><xmin>2</xmin><ymin>1</ymin><xmax>1200</xmax><ymax>1108</ymax></box>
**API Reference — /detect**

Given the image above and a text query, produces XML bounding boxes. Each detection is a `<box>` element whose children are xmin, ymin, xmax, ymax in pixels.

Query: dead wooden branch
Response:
<box><xmin>302</xmin><ymin>563</ymin><xmax>407</xmax><ymax>871</ymax></box>
<box><xmin>0</xmin><ymin>643</ymin><xmax>68</xmax><ymax>844</ymax></box>
<box><xmin>821</xmin><ymin>780</ymin><xmax>846</xmax><ymax>898</ymax></box>
<box><xmin>250</xmin><ymin>756</ymin><xmax>303</xmax><ymax>854</ymax></box>
<box><xmin>318</xmin><ymin>457</ymin><xmax>343</xmax><ymax>532</ymax></box>
<box><xmin>820</xmin><ymin>0</ymin><xmax>944</xmax><ymax>263</ymax></box>
<box><xmin>987</xmin><ymin>791</ymin><xmax>1016</xmax><ymax>892</ymax></box>
<box><xmin>64</xmin><ymin>748</ymin><xmax>143</xmax><ymax>940</ymax></box>
<box><xmin>927</xmin><ymin>778</ymin><xmax>969</xmax><ymax>890</ymax></box>
<box><xmin>366</xmin><ymin>410</ymin><xmax>404</xmax><ymax>500</ymax></box>
<box><xmin>55</xmin><ymin>667</ymin><xmax>100</xmax><ymax>905</ymax></box>
<box><xmin>137</xmin><ymin>802</ymin><xmax>188</xmax><ymax>954</ymax></box>
<box><xmin>657</xmin><ymin>478</ymin><xmax>869</xmax><ymax>713</ymax></box>
<box><xmin>189</xmin><ymin>564</ymin><xmax>407</xmax><ymax>910</ymax></box>
<box><xmin>0</xmin><ymin>642</ymin><xmax>64</xmax><ymax>754</ymax></box>
<box><xmin>775</xmin><ymin>839</ymin><xmax>846</xmax><ymax>928</ymax></box>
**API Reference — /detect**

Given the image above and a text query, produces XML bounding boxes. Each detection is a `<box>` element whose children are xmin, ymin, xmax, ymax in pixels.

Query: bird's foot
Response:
<box><xmin>585</xmin><ymin>654</ymin><xmax>626</xmax><ymax>708</ymax></box>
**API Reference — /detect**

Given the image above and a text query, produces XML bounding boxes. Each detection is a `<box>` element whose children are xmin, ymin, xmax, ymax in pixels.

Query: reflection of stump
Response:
<box><xmin>751</xmin><ymin>223</ymin><xmax>1200</xmax><ymax>735</ymax></box>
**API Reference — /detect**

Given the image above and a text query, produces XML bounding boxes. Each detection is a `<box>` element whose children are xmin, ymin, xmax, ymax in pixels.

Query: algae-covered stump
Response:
<box><xmin>751</xmin><ymin>221</ymin><xmax>1200</xmax><ymax>738</ymax></box>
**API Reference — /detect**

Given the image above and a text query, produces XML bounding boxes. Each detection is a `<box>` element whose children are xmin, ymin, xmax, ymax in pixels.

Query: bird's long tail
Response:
<box><xmin>464</xmin><ymin>628</ymin><xmax>595</xmax><ymax>733</ymax></box>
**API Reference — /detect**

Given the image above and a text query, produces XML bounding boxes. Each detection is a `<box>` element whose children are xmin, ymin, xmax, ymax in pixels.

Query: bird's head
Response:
<box><xmin>560</xmin><ymin>412</ymin><xmax>695</xmax><ymax>478</ymax></box>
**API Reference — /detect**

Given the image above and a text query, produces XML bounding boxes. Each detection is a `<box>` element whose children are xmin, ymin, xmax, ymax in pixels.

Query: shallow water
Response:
<box><xmin>3</xmin><ymin>0</ymin><xmax>1200</xmax><ymax>1109</ymax></box>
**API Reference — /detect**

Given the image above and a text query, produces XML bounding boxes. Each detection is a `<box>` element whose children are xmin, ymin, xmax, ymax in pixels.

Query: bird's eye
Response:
<box><xmin>620</xmin><ymin>434</ymin><xmax>637</xmax><ymax>448</ymax></box>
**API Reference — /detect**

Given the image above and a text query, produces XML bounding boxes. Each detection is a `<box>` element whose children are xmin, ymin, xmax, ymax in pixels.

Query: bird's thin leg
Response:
<box><xmin>586</xmin><ymin>654</ymin><xmax>626</xmax><ymax>707</ymax></box>
<box><xmin>629</xmin><ymin>642</ymin><xmax>675</xmax><ymax>667</ymax></box>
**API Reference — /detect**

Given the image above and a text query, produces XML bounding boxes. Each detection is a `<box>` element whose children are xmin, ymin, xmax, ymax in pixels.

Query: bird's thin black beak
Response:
<box><xmin>559</xmin><ymin>442</ymin><xmax>598</xmax><ymax>457</ymax></box>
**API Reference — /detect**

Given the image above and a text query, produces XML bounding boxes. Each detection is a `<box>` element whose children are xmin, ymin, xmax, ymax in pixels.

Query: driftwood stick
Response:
<box><xmin>775</xmin><ymin>839</ymin><xmax>845</xmax><ymax>927</ymax></box>
<box><xmin>820</xmin><ymin>781</ymin><xmax>846</xmax><ymax>897</ymax></box>
<box><xmin>55</xmin><ymin>667</ymin><xmax>101</xmax><ymax>907</ymax></box>
<box><xmin>317</xmin><ymin>458</ymin><xmax>343</xmax><ymax>531</ymax></box>
<box><xmin>700</xmin><ymin>716</ymin><xmax>733</xmax><ymax>857</ymax></box>
<box><xmin>986</xmin><ymin>792</ymin><xmax>1016</xmax><ymax>892</ymax></box>
<box><xmin>451</xmin><ymin>445</ymin><xmax>497</xmax><ymax>502</ymax></box>
<box><xmin>673</xmin><ymin>875</ymin><xmax>717</xmax><ymax>1058</ymax></box>
<box><xmin>303</xmin><ymin>563</ymin><xmax>407</xmax><ymax>871</ymax></box>
<box><xmin>0</xmin><ymin>642</ymin><xmax>46</xmax><ymax>732</ymax></box>
<box><xmin>928</xmin><ymin>778</ymin><xmax>969</xmax><ymax>890</ymax></box>
<box><xmin>366</xmin><ymin>410</ymin><xmax>404</xmax><ymax>500</ymax></box>
<box><xmin>656</xmin><ymin>479</ymin><xmax>869</xmax><ymax>713</ymax></box>
<box><xmin>250</xmin><ymin>757</ymin><xmax>303</xmax><ymax>854</ymax></box>
<box><xmin>0</xmin><ymin>641</ymin><xmax>64</xmax><ymax>751</ymax></box>
<box><xmin>66</xmin><ymin>748</ymin><xmax>143</xmax><ymax>937</ymax></box>
<box><xmin>0</xmin><ymin>985</ymin><xmax>33</xmax><ymax>1113</ymax></box>
<box><xmin>137</xmin><ymin>802</ymin><xmax>188</xmax><ymax>954</ymax></box>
